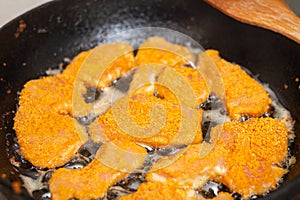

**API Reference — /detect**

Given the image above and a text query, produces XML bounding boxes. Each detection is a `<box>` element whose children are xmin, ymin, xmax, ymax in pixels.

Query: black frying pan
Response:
<box><xmin>1</xmin><ymin>0</ymin><xmax>300</xmax><ymax>199</ymax></box>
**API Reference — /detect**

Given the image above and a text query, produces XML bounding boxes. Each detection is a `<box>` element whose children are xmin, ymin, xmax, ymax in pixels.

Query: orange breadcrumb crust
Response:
<box><xmin>119</xmin><ymin>181</ymin><xmax>197</xmax><ymax>200</ymax></box>
<box><xmin>63</xmin><ymin>42</ymin><xmax>136</xmax><ymax>88</ymax></box>
<box><xmin>147</xmin><ymin>117</ymin><xmax>288</xmax><ymax>198</ymax></box>
<box><xmin>211</xmin><ymin>192</ymin><xmax>234</xmax><ymax>200</ymax></box>
<box><xmin>14</xmin><ymin>42</ymin><xmax>137</xmax><ymax>168</ymax></box>
<box><xmin>49</xmin><ymin>141</ymin><xmax>146</xmax><ymax>200</ymax></box>
<box><xmin>202</xmin><ymin>50</ymin><xmax>272</xmax><ymax>120</ymax></box>
<box><xmin>147</xmin><ymin>140</ymin><xmax>227</xmax><ymax>189</ymax></box>
<box><xmin>62</xmin><ymin>51</ymin><xmax>90</xmax><ymax>78</ymax></box>
<box><xmin>14</xmin><ymin>38</ymin><xmax>290</xmax><ymax>200</ymax></box>
<box><xmin>89</xmin><ymin>93</ymin><xmax>203</xmax><ymax>147</ymax></box>
<box><xmin>119</xmin><ymin>182</ymin><xmax>233</xmax><ymax>200</ymax></box>
<box><xmin>153</xmin><ymin>65</ymin><xmax>209</xmax><ymax>105</ymax></box>
<box><xmin>135</xmin><ymin>37</ymin><xmax>209</xmax><ymax>104</ymax></box>
<box><xmin>136</xmin><ymin>37</ymin><xmax>195</xmax><ymax>67</ymax></box>
<box><xmin>218</xmin><ymin>118</ymin><xmax>288</xmax><ymax>197</ymax></box>
<box><xmin>13</xmin><ymin>75</ymin><xmax>87</xmax><ymax>168</ymax></box>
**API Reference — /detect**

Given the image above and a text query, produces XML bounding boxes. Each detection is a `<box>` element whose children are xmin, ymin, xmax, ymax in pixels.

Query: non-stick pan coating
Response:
<box><xmin>0</xmin><ymin>0</ymin><xmax>300</xmax><ymax>199</ymax></box>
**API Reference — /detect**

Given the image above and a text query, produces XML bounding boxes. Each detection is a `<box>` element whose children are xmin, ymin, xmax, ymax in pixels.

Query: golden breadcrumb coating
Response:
<box><xmin>211</xmin><ymin>192</ymin><xmax>234</xmax><ymax>200</ymax></box>
<box><xmin>136</xmin><ymin>37</ymin><xmax>195</xmax><ymax>67</ymax></box>
<box><xmin>14</xmin><ymin>75</ymin><xmax>87</xmax><ymax>168</ymax></box>
<box><xmin>49</xmin><ymin>141</ymin><xmax>146</xmax><ymax>200</ymax></box>
<box><xmin>89</xmin><ymin>93</ymin><xmax>203</xmax><ymax>147</ymax></box>
<box><xmin>202</xmin><ymin>50</ymin><xmax>272</xmax><ymax>120</ymax></box>
<box><xmin>119</xmin><ymin>181</ymin><xmax>197</xmax><ymax>200</ymax></box>
<box><xmin>147</xmin><ymin>141</ymin><xmax>227</xmax><ymax>189</ymax></box>
<box><xmin>135</xmin><ymin>37</ymin><xmax>209</xmax><ymax>104</ymax></box>
<box><xmin>63</xmin><ymin>42</ymin><xmax>136</xmax><ymax>88</ymax></box>
<box><xmin>49</xmin><ymin>158</ymin><xmax>124</xmax><ymax>200</ymax></box>
<box><xmin>14</xmin><ymin>39</ymin><xmax>290</xmax><ymax>200</ymax></box>
<box><xmin>171</xmin><ymin>65</ymin><xmax>209</xmax><ymax>104</ymax></box>
<box><xmin>62</xmin><ymin>51</ymin><xmax>90</xmax><ymax>78</ymax></box>
<box><xmin>119</xmin><ymin>182</ymin><xmax>233</xmax><ymax>200</ymax></box>
<box><xmin>217</xmin><ymin>118</ymin><xmax>288</xmax><ymax>197</ymax></box>
<box><xmin>148</xmin><ymin>118</ymin><xmax>288</xmax><ymax>198</ymax></box>
<box><xmin>63</xmin><ymin>43</ymin><xmax>136</xmax><ymax>117</ymax></box>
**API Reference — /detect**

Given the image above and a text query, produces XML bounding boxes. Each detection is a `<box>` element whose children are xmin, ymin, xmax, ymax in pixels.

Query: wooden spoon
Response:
<box><xmin>205</xmin><ymin>0</ymin><xmax>300</xmax><ymax>44</ymax></box>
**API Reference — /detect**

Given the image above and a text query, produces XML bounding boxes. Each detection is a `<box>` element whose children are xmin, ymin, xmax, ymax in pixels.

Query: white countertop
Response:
<box><xmin>0</xmin><ymin>0</ymin><xmax>299</xmax><ymax>28</ymax></box>
<box><xmin>0</xmin><ymin>0</ymin><xmax>52</xmax><ymax>27</ymax></box>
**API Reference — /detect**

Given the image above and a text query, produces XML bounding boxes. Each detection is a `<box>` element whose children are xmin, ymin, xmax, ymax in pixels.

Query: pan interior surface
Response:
<box><xmin>0</xmin><ymin>0</ymin><xmax>300</xmax><ymax>199</ymax></box>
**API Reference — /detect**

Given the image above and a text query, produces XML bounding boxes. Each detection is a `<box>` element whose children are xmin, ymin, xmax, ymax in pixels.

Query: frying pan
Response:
<box><xmin>1</xmin><ymin>0</ymin><xmax>300</xmax><ymax>199</ymax></box>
